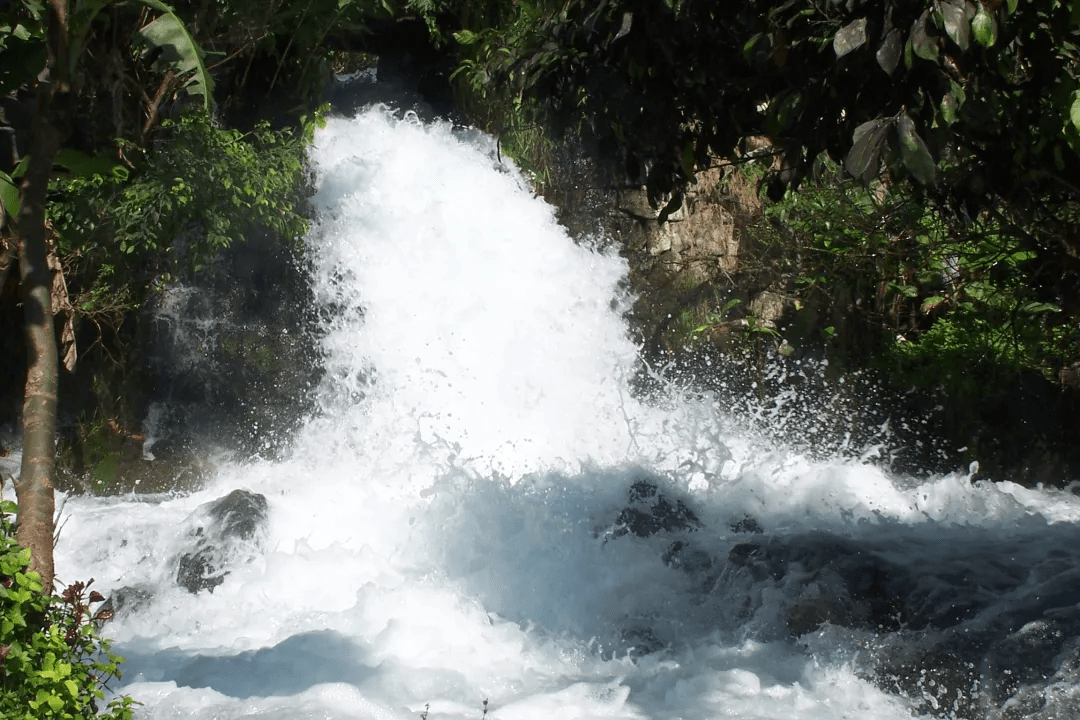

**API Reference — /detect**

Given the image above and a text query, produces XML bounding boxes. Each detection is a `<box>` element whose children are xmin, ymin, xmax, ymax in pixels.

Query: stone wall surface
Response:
<box><xmin>540</xmin><ymin>144</ymin><xmax>1080</xmax><ymax>488</ymax></box>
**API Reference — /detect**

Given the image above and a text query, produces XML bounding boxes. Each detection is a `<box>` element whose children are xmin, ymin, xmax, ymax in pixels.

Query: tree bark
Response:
<box><xmin>15</xmin><ymin>110</ymin><xmax>61</xmax><ymax>592</ymax></box>
<box><xmin>15</xmin><ymin>0</ymin><xmax>70</xmax><ymax>593</ymax></box>
<box><xmin>15</xmin><ymin>118</ymin><xmax>60</xmax><ymax>592</ymax></box>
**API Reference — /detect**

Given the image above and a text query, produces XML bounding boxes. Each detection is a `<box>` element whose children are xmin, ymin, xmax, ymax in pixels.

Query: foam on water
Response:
<box><xmin>52</xmin><ymin>107</ymin><xmax>1080</xmax><ymax>720</ymax></box>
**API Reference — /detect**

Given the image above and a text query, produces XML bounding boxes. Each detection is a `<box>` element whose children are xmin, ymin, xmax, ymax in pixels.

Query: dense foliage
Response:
<box><xmin>52</xmin><ymin>111</ymin><xmax>318</xmax><ymax>318</ymax></box>
<box><xmin>743</xmin><ymin>162</ymin><xmax>1075</xmax><ymax>395</ymax></box>
<box><xmin>433</xmin><ymin>0</ymin><xmax>1080</xmax><ymax>396</ymax></box>
<box><xmin>0</xmin><ymin>500</ymin><xmax>132</xmax><ymax>720</ymax></box>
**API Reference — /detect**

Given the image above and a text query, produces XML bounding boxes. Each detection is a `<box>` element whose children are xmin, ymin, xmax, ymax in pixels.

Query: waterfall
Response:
<box><xmin>51</xmin><ymin>107</ymin><xmax>1080</xmax><ymax>720</ymax></box>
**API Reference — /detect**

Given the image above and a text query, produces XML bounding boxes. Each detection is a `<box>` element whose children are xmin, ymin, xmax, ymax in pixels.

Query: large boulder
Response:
<box><xmin>174</xmin><ymin>489</ymin><xmax>269</xmax><ymax>593</ymax></box>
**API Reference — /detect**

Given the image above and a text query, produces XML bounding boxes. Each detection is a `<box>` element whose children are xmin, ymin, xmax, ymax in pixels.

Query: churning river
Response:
<box><xmin>50</xmin><ymin>107</ymin><xmax>1080</xmax><ymax>719</ymax></box>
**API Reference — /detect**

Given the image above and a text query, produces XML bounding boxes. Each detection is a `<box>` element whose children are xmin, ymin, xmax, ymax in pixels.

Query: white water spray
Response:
<box><xmin>53</xmin><ymin>107</ymin><xmax>1080</xmax><ymax>720</ymax></box>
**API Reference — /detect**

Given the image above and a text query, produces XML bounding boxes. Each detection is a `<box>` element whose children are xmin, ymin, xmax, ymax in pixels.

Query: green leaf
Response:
<box><xmin>453</xmin><ymin>29</ymin><xmax>479</xmax><ymax>45</ymax></box>
<box><xmin>911</xmin><ymin>10</ymin><xmax>939</xmax><ymax>61</ymax></box>
<box><xmin>876</xmin><ymin>27</ymin><xmax>903</xmax><ymax>75</ymax></box>
<box><xmin>897</xmin><ymin>110</ymin><xmax>936</xmax><ymax>185</ymax></box>
<box><xmin>0</xmin><ymin>170</ymin><xmax>19</xmax><ymax>219</ymax></box>
<box><xmin>972</xmin><ymin>5</ymin><xmax>998</xmax><ymax>47</ymax></box>
<box><xmin>940</xmin><ymin>80</ymin><xmax>966</xmax><ymax>125</ymax></box>
<box><xmin>922</xmin><ymin>296</ymin><xmax>946</xmax><ymax>312</ymax></box>
<box><xmin>1019</xmin><ymin>301</ymin><xmax>1061</xmax><ymax>313</ymax></box>
<box><xmin>891</xmin><ymin>282</ymin><xmax>919</xmax><ymax>298</ymax></box>
<box><xmin>12</xmin><ymin>154</ymin><xmax>29</xmax><ymax>179</ymax></box>
<box><xmin>53</xmin><ymin>149</ymin><xmax>126</xmax><ymax>179</ymax></box>
<box><xmin>1006</xmin><ymin>0</ymin><xmax>1018</xmax><ymax>14</ymax></box>
<box><xmin>1070</xmin><ymin>91</ymin><xmax>1080</xmax><ymax>132</ymax></box>
<box><xmin>938</xmin><ymin>0</ymin><xmax>972</xmax><ymax>51</ymax></box>
<box><xmin>133</xmin><ymin>1</ymin><xmax>214</xmax><ymax>110</ymax></box>
<box><xmin>20</xmin><ymin>0</ymin><xmax>46</xmax><ymax>23</ymax></box>
<box><xmin>742</xmin><ymin>33</ymin><xmax>764</xmax><ymax>60</ymax></box>
<box><xmin>845</xmin><ymin>118</ymin><xmax>892</xmax><ymax>183</ymax></box>
<box><xmin>834</xmin><ymin>17</ymin><xmax>869</xmax><ymax>58</ymax></box>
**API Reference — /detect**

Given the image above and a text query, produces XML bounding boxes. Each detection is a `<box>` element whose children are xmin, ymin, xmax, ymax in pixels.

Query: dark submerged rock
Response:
<box><xmin>99</xmin><ymin>584</ymin><xmax>155</xmax><ymax>622</ymax></box>
<box><xmin>608</xmin><ymin>479</ymin><xmax>702</xmax><ymax>540</ymax></box>
<box><xmin>175</xmin><ymin>489</ymin><xmax>269</xmax><ymax>593</ymax></box>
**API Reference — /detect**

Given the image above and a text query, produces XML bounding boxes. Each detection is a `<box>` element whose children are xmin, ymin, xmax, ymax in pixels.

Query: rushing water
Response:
<box><xmin>46</xmin><ymin>108</ymin><xmax>1080</xmax><ymax>719</ymax></box>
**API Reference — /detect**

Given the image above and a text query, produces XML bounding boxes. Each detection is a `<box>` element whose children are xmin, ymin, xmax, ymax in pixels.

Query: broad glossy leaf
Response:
<box><xmin>53</xmin><ymin>148</ymin><xmax>125</xmax><ymax>178</ymax></box>
<box><xmin>845</xmin><ymin>118</ymin><xmax>891</xmax><ymax>183</ymax></box>
<box><xmin>133</xmin><ymin>1</ymin><xmax>214</xmax><ymax>110</ymax></box>
<box><xmin>1071</xmin><ymin>91</ymin><xmax>1080</xmax><ymax>131</ymax></box>
<box><xmin>877</xmin><ymin>27</ymin><xmax>902</xmax><ymax>75</ymax></box>
<box><xmin>834</xmin><ymin>17</ymin><xmax>868</xmax><ymax>58</ymax></box>
<box><xmin>911</xmin><ymin>10</ymin><xmax>939</xmax><ymax>61</ymax></box>
<box><xmin>972</xmin><ymin>6</ymin><xmax>997</xmax><ymax>47</ymax></box>
<box><xmin>940</xmin><ymin>80</ymin><xmax>965</xmax><ymax>125</ymax></box>
<box><xmin>1020</xmin><ymin>302</ymin><xmax>1061</xmax><ymax>313</ymax></box>
<box><xmin>1007</xmin><ymin>0</ymin><xmax>1018</xmax><ymax>14</ymax></box>
<box><xmin>0</xmin><ymin>170</ymin><xmax>18</xmax><ymax>219</ymax></box>
<box><xmin>938</xmin><ymin>0</ymin><xmax>973</xmax><ymax>51</ymax></box>
<box><xmin>921</xmin><ymin>296</ymin><xmax>946</xmax><ymax>312</ymax></box>
<box><xmin>743</xmin><ymin>33</ymin><xmax>764</xmax><ymax>60</ymax></box>
<box><xmin>613</xmin><ymin>12</ymin><xmax>633</xmax><ymax>42</ymax></box>
<box><xmin>19</xmin><ymin>0</ymin><xmax>45</xmax><ymax>23</ymax></box>
<box><xmin>897</xmin><ymin>111</ymin><xmax>936</xmax><ymax>184</ymax></box>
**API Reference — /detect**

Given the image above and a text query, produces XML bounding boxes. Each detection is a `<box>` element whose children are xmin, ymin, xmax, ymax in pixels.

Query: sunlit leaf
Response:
<box><xmin>133</xmin><ymin>1</ymin><xmax>214</xmax><ymax>110</ymax></box>
<box><xmin>891</xmin><ymin>282</ymin><xmax>919</xmax><ymax>298</ymax></box>
<box><xmin>1019</xmin><ymin>302</ymin><xmax>1061</xmax><ymax>313</ymax></box>
<box><xmin>0</xmin><ymin>170</ymin><xmax>18</xmax><ymax>219</ymax></box>
<box><xmin>911</xmin><ymin>10</ymin><xmax>939</xmax><ymax>61</ymax></box>
<box><xmin>940</xmin><ymin>80</ymin><xmax>965</xmax><ymax>125</ymax></box>
<box><xmin>834</xmin><ymin>17</ymin><xmax>868</xmax><ymax>58</ymax></box>
<box><xmin>742</xmin><ymin>33</ymin><xmax>764</xmax><ymax>60</ymax></box>
<box><xmin>53</xmin><ymin>149</ymin><xmax>125</xmax><ymax>179</ymax></box>
<box><xmin>972</xmin><ymin>5</ymin><xmax>998</xmax><ymax>47</ymax></box>
<box><xmin>1070</xmin><ymin>91</ymin><xmax>1080</xmax><ymax>131</ymax></box>
<box><xmin>897</xmin><ymin>110</ymin><xmax>936</xmax><ymax>185</ymax></box>
<box><xmin>922</xmin><ymin>296</ymin><xmax>946</xmax><ymax>312</ymax></box>
<box><xmin>938</xmin><ymin>0</ymin><xmax>972</xmax><ymax>51</ymax></box>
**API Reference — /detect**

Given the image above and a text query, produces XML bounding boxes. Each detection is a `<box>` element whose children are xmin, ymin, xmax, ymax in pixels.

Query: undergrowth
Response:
<box><xmin>0</xmin><ymin>499</ymin><xmax>133</xmax><ymax>719</ymax></box>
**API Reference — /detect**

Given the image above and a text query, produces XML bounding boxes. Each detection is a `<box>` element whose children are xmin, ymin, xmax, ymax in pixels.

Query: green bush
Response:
<box><xmin>743</xmin><ymin>164</ymin><xmax>1077</xmax><ymax>399</ymax></box>
<box><xmin>51</xmin><ymin>108</ymin><xmax>322</xmax><ymax>316</ymax></box>
<box><xmin>0</xmin><ymin>500</ymin><xmax>133</xmax><ymax>720</ymax></box>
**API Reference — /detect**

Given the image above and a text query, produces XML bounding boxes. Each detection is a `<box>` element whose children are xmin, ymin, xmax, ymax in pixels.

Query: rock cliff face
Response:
<box><xmin>543</xmin><ymin>147</ymin><xmax>767</xmax><ymax>358</ymax></box>
<box><xmin>540</xmin><ymin>142</ymin><xmax>1080</xmax><ymax>487</ymax></box>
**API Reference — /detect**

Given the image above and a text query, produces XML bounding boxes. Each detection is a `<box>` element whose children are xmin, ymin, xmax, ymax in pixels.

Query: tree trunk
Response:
<box><xmin>15</xmin><ymin>0</ymin><xmax>70</xmax><ymax>592</ymax></box>
<box><xmin>14</xmin><ymin>110</ymin><xmax>61</xmax><ymax>592</ymax></box>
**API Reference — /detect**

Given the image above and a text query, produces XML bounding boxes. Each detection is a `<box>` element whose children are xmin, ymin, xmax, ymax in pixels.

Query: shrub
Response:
<box><xmin>0</xmin><ymin>499</ymin><xmax>133</xmax><ymax>720</ymax></box>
